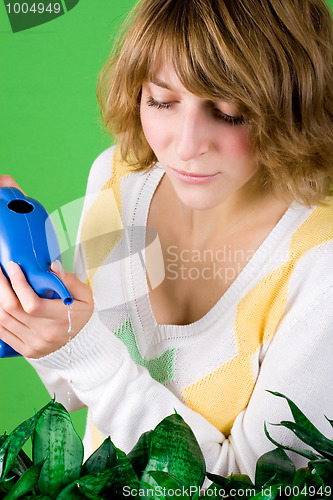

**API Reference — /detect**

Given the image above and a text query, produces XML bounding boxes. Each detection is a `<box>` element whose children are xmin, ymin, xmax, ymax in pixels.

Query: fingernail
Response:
<box><xmin>7</xmin><ymin>261</ymin><xmax>20</xmax><ymax>277</ymax></box>
<box><xmin>51</xmin><ymin>260</ymin><xmax>64</xmax><ymax>274</ymax></box>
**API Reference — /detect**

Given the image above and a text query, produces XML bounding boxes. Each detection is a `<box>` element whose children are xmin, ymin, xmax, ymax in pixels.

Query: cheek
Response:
<box><xmin>140</xmin><ymin>105</ymin><xmax>167</xmax><ymax>151</ymax></box>
<box><xmin>220</xmin><ymin>127</ymin><xmax>253</xmax><ymax>158</ymax></box>
<box><xmin>218</xmin><ymin>127</ymin><xmax>258</xmax><ymax>180</ymax></box>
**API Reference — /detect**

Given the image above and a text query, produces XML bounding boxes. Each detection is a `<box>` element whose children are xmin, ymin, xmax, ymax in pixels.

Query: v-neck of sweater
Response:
<box><xmin>123</xmin><ymin>164</ymin><xmax>313</xmax><ymax>344</ymax></box>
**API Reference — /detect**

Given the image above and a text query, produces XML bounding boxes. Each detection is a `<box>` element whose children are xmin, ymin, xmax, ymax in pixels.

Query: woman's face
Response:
<box><xmin>140</xmin><ymin>63</ymin><xmax>260</xmax><ymax>211</ymax></box>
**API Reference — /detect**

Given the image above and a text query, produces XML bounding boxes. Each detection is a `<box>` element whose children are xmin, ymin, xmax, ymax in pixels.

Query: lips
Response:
<box><xmin>174</xmin><ymin>168</ymin><xmax>214</xmax><ymax>177</ymax></box>
<box><xmin>170</xmin><ymin>167</ymin><xmax>219</xmax><ymax>185</ymax></box>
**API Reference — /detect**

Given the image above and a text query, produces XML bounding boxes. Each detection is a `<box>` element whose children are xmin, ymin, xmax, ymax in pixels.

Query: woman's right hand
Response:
<box><xmin>0</xmin><ymin>174</ymin><xmax>94</xmax><ymax>358</ymax></box>
<box><xmin>0</xmin><ymin>260</ymin><xmax>94</xmax><ymax>359</ymax></box>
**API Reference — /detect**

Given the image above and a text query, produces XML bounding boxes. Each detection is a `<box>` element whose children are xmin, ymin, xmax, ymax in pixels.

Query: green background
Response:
<box><xmin>0</xmin><ymin>0</ymin><xmax>333</xmax><ymax>441</ymax></box>
<box><xmin>0</xmin><ymin>0</ymin><xmax>136</xmax><ymax>439</ymax></box>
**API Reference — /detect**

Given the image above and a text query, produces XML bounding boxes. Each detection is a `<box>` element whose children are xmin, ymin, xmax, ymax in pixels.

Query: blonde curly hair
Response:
<box><xmin>97</xmin><ymin>0</ymin><xmax>333</xmax><ymax>206</ymax></box>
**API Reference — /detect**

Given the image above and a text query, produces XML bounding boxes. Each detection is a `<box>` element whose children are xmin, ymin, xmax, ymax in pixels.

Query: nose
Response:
<box><xmin>175</xmin><ymin>106</ymin><xmax>210</xmax><ymax>161</ymax></box>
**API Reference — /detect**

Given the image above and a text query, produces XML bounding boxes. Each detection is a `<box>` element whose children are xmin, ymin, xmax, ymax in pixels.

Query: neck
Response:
<box><xmin>161</xmin><ymin>174</ymin><xmax>291</xmax><ymax>248</ymax></box>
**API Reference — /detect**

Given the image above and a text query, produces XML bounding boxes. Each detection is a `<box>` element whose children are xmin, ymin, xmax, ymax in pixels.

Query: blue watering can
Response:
<box><xmin>0</xmin><ymin>187</ymin><xmax>73</xmax><ymax>358</ymax></box>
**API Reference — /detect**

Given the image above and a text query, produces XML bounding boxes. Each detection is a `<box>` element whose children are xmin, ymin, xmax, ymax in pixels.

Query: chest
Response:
<box><xmin>145</xmin><ymin>223</ymin><xmax>269</xmax><ymax>326</ymax></box>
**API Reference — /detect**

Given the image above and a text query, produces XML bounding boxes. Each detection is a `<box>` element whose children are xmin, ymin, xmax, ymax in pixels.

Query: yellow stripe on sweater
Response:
<box><xmin>183</xmin><ymin>200</ymin><xmax>333</xmax><ymax>435</ymax></box>
<box><xmin>90</xmin><ymin>412</ymin><xmax>104</xmax><ymax>451</ymax></box>
<box><xmin>81</xmin><ymin>147</ymin><xmax>132</xmax><ymax>451</ymax></box>
<box><xmin>81</xmin><ymin>147</ymin><xmax>130</xmax><ymax>290</ymax></box>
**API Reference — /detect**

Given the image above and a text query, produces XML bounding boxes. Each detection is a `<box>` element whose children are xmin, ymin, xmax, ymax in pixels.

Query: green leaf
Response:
<box><xmin>264</xmin><ymin>423</ymin><xmax>321</xmax><ymax>461</ymax></box>
<box><xmin>3</xmin><ymin>460</ymin><xmax>44</xmax><ymax>499</ymax></box>
<box><xmin>205</xmin><ymin>473</ymin><xmax>230</xmax><ymax>486</ymax></box>
<box><xmin>33</xmin><ymin>402</ymin><xmax>83</xmax><ymax>499</ymax></box>
<box><xmin>206</xmin><ymin>472</ymin><xmax>258</xmax><ymax>497</ymax></box>
<box><xmin>81</xmin><ymin>437</ymin><xmax>116</xmax><ymax>476</ymax></box>
<box><xmin>24</xmin><ymin>496</ymin><xmax>52</xmax><ymax>499</ymax></box>
<box><xmin>219</xmin><ymin>476</ymin><xmax>258</xmax><ymax>499</ymax></box>
<box><xmin>308</xmin><ymin>459</ymin><xmax>333</xmax><ymax>486</ymax></box>
<box><xmin>101</xmin><ymin>448</ymin><xmax>139</xmax><ymax>497</ymax></box>
<box><xmin>260</xmin><ymin>473</ymin><xmax>280</xmax><ymax>487</ymax></box>
<box><xmin>255</xmin><ymin>448</ymin><xmax>295</xmax><ymax>487</ymax></box>
<box><xmin>0</xmin><ymin>400</ymin><xmax>53</xmax><ymax>481</ymax></box>
<box><xmin>141</xmin><ymin>414</ymin><xmax>205</xmax><ymax>490</ymax></box>
<box><xmin>291</xmin><ymin>467</ymin><xmax>311</xmax><ymax>487</ymax></box>
<box><xmin>77</xmin><ymin>487</ymin><xmax>104</xmax><ymax>500</ymax></box>
<box><xmin>56</xmin><ymin>469</ymin><xmax>115</xmax><ymax>500</ymax></box>
<box><xmin>289</xmin><ymin>491</ymin><xmax>312</xmax><ymax>500</ymax></box>
<box><xmin>0</xmin><ymin>436</ymin><xmax>7</xmax><ymax>447</ymax></box>
<box><xmin>127</xmin><ymin>430</ymin><xmax>153</xmax><ymax>477</ymax></box>
<box><xmin>267</xmin><ymin>392</ymin><xmax>322</xmax><ymax>434</ymax></box>
<box><xmin>54</xmin><ymin>482</ymin><xmax>85</xmax><ymax>499</ymax></box>
<box><xmin>303</xmin><ymin>470</ymin><xmax>325</xmax><ymax>488</ymax></box>
<box><xmin>325</xmin><ymin>416</ymin><xmax>333</xmax><ymax>429</ymax></box>
<box><xmin>191</xmin><ymin>491</ymin><xmax>201</xmax><ymax>500</ymax></box>
<box><xmin>140</xmin><ymin>471</ymin><xmax>190</xmax><ymax>499</ymax></box>
<box><xmin>200</xmin><ymin>482</ymin><xmax>225</xmax><ymax>499</ymax></box>
<box><xmin>279</xmin><ymin>421</ymin><xmax>333</xmax><ymax>460</ymax></box>
<box><xmin>10</xmin><ymin>449</ymin><xmax>33</xmax><ymax>478</ymax></box>
<box><xmin>227</xmin><ymin>474</ymin><xmax>254</xmax><ymax>485</ymax></box>
<box><xmin>288</xmin><ymin>468</ymin><xmax>327</xmax><ymax>493</ymax></box>
<box><xmin>0</xmin><ymin>476</ymin><xmax>17</xmax><ymax>495</ymax></box>
<box><xmin>251</xmin><ymin>484</ymin><xmax>282</xmax><ymax>500</ymax></box>
<box><xmin>268</xmin><ymin>392</ymin><xmax>333</xmax><ymax>459</ymax></box>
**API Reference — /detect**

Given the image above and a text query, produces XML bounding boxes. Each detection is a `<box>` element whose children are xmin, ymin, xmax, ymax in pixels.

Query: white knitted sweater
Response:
<box><xmin>29</xmin><ymin>146</ymin><xmax>333</xmax><ymax>480</ymax></box>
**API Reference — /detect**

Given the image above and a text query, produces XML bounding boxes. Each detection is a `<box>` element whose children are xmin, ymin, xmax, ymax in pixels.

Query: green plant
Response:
<box><xmin>0</xmin><ymin>392</ymin><xmax>332</xmax><ymax>499</ymax></box>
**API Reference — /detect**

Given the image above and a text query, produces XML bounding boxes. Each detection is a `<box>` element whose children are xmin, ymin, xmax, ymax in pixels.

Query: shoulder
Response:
<box><xmin>85</xmin><ymin>146</ymin><xmax>117</xmax><ymax>194</ymax></box>
<box><xmin>284</xmin><ymin>198</ymin><xmax>333</xmax><ymax>304</ymax></box>
<box><xmin>290</xmin><ymin>197</ymin><xmax>333</xmax><ymax>256</ymax></box>
<box><xmin>86</xmin><ymin>146</ymin><xmax>148</xmax><ymax>196</ymax></box>
<box><xmin>301</xmin><ymin>197</ymin><xmax>333</xmax><ymax>235</ymax></box>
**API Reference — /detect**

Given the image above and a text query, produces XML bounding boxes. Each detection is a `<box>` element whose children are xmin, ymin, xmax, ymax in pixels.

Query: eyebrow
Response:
<box><xmin>149</xmin><ymin>76</ymin><xmax>173</xmax><ymax>90</ymax></box>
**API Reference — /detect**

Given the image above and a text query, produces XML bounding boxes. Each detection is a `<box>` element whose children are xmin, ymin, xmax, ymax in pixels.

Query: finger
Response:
<box><xmin>0</xmin><ymin>325</ymin><xmax>26</xmax><ymax>356</ymax></box>
<box><xmin>50</xmin><ymin>259</ymin><xmax>65</xmax><ymax>279</ymax></box>
<box><xmin>0</xmin><ymin>263</ymin><xmax>25</xmax><ymax>319</ymax></box>
<box><xmin>51</xmin><ymin>261</ymin><xmax>93</xmax><ymax>304</ymax></box>
<box><xmin>6</xmin><ymin>261</ymin><xmax>44</xmax><ymax>316</ymax></box>
<box><xmin>0</xmin><ymin>304</ymin><xmax>31</xmax><ymax>342</ymax></box>
<box><xmin>6</xmin><ymin>261</ymin><xmax>67</xmax><ymax>319</ymax></box>
<box><xmin>0</xmin><ymin>175</ymin><xmax>26</xmax><ymax>194</ymax></box>
<box><xmin>7</xmin><ymin>261</ymin><xmax>90</xmax><ymax>324</ymax></box>
<box><xmin>0</xmin><ymin>322</ymin><xmax>46</xmax><ymax>359</ymax></box>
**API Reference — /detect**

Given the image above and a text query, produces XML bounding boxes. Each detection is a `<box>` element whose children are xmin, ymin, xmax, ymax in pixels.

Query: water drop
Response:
<box><xmin>67</xmin><ymin>303</ymin><xmax>73</xmax><ymax>405</ymax></box>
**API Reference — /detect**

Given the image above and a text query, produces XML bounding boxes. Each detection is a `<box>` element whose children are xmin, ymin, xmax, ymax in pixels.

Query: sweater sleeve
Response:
<box><xmin>30</xmin><ymin>278</ymin><xmax>333</xmax><ymax>480</ymax></box>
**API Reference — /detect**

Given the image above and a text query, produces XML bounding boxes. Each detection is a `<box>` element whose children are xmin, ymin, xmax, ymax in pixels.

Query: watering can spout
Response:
<box><xmin>53</xmin><ymin>278</ymin><xmax>73</xmax><ymax>305</ymax></box>
<box><xmin>29</xmin><ymin>268</ymin><xmax>73</xmax><ymax>305</ymax></box>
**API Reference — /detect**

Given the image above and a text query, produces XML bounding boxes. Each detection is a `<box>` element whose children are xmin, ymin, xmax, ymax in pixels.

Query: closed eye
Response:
<box><xmin>213</xmin><ymin>109</ymin><xmax>245</xmax><ymax>125</ymax></box>
<box><xmin>208</xmin><ymin>101</ymin><xmax>244</xmax><ymax>125</ymax></box>
<box><xmin>146</xmin><ymin>96</ymin><xmax>173</xmax><ymax>110</ymax></box>
<box><xmin>146</xmin><ymin>95</ymin><xmax>245</xmax><ymax>126</ymax></box>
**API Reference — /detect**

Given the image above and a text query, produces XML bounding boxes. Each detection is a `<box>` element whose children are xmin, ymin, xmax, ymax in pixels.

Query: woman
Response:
<box><xmin>1</xmin><ymin>0</ymin><xmax>332</xmax><ymax>480</ymax></box>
